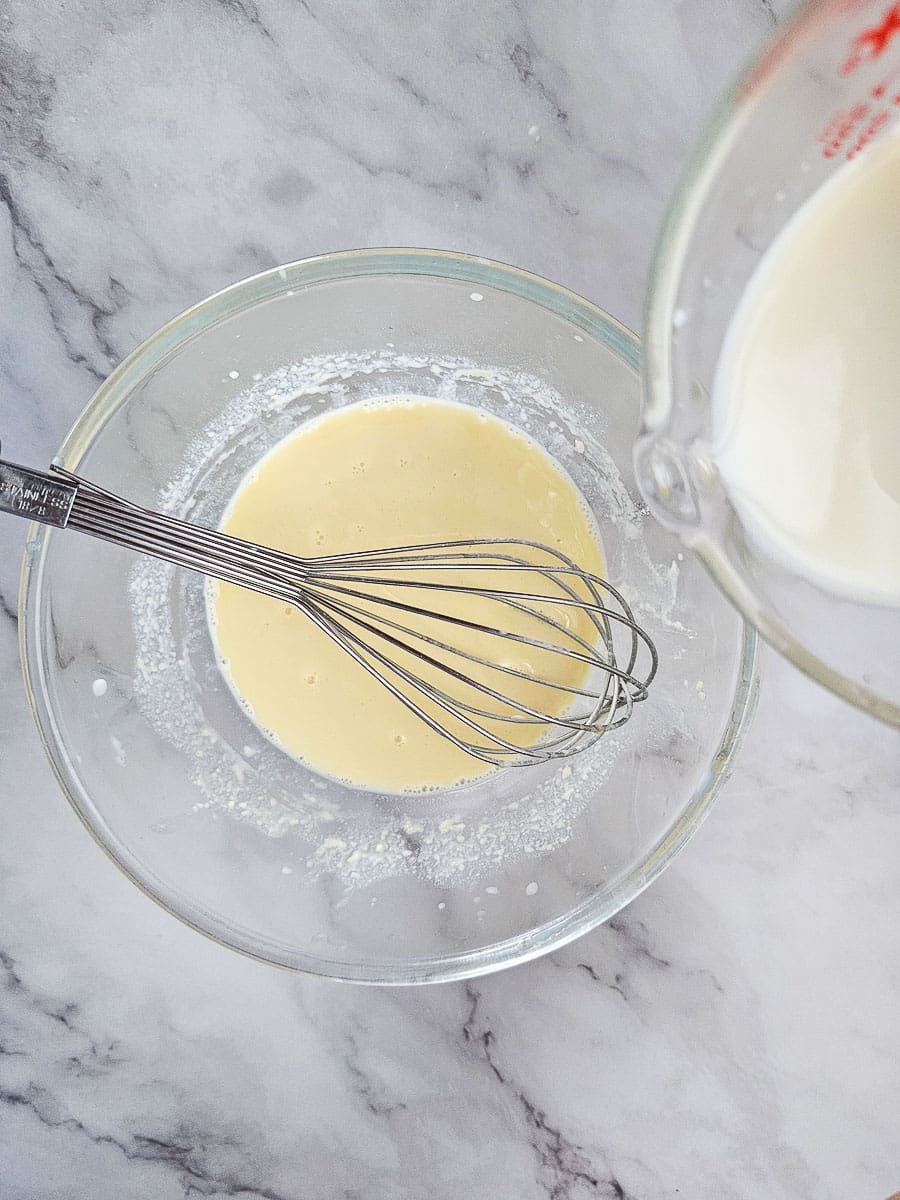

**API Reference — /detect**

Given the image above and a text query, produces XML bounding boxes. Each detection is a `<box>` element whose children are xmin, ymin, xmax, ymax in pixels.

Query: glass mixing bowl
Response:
<box><xmin>20</xmin><ymin>250</ymin><xmax>757</xmax><ymax>983</ymax></box>
<box><xmin>638</xmin><ymin>0</ymin><xmax>900</xmax><ymax>727</ymax></box>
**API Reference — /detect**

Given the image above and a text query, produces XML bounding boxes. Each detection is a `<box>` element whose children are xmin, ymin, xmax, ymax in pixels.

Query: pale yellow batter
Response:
<box><xmin>210</xmin><ymin>398</ymin><xmax>605</xmax><ymax>791</ymax></box>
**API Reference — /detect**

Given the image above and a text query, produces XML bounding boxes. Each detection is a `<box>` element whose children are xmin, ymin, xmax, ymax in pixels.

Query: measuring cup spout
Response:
<box><xmin>633</xmin><ymin>433</ymin><xmax>703</xmax><ymax>533</ymax></box>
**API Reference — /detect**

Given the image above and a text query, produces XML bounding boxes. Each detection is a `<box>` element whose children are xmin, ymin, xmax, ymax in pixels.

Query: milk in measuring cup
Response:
<box><xmin>712</xmin><ymin>124</ymin><xmax>900</xmax><ymax>603</ymax></box>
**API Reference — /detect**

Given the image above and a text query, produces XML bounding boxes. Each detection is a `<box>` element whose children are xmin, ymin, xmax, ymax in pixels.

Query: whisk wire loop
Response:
<box><xmin>0</xmin><ymin>460</ymin><xmax>659</xmax><ymax>767</ymax></box>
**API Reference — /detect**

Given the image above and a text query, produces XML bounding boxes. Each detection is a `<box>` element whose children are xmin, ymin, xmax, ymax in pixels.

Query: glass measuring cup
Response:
<box><xmin>637</xmin><ymin>0</ymin><xmax>900</xmax><ymax>727</ymax></box>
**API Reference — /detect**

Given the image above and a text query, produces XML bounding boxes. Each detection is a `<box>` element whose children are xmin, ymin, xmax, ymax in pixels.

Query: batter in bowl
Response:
<box><xmin>210</xmin><ymin>397</ymin><xmax>606</xmax><ymax>792</ymax></box>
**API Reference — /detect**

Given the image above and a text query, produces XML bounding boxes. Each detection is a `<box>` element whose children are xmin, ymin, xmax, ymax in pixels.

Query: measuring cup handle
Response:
<box><xmin>0</xmin><ymin>443</ymin><xmax>77</xmax><ymax>528</ymax></box>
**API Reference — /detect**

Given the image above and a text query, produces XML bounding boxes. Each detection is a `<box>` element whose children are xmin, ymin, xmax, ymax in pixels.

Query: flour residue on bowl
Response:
<box><xmin>128</xmin><ymin>350</ymin><xmax>694</xmax><ymax>889</ymax></box>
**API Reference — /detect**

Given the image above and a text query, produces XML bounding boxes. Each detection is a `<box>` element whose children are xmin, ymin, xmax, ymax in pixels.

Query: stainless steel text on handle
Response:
<box><xmin>0</xmin><ymin>443</ymin><xmax>77</xmax><ymax>529</ymax></box>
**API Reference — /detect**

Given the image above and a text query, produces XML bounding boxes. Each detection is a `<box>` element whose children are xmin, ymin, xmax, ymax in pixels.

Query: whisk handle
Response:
<box><xmin>0</xmin><ymin>449</ymin><xmax>77</xmax><ymax>529</ymax></box>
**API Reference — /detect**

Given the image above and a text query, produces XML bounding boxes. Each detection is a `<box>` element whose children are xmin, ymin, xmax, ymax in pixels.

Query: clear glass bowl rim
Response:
<box><xmin>19</xmin><ymin>248</ymin><xmax>759</xmax><ymax>984</ymax></box>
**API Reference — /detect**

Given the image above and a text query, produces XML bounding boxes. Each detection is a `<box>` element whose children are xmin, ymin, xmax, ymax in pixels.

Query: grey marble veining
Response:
<box><xmin>1</xmin><ymin>2</ymin><xmax>899</xmax><ymax>1198</ymax></box>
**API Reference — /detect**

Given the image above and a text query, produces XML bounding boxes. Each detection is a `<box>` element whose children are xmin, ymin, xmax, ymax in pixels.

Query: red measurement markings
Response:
<box><xmin>820</xmin><ymin>5</ymin><xmax>900</xmax><ymax>157</ymax></box>
<box><xmin>842</xmin><ymin>2</ymin><xmax>900</xmax><ymax>73</ymax></box>
<box><xmin>847</xmin><ymin>106</ymin><xmax>892</xmax><ymax>155</ymax></box>
<box><xmin>819</xmin><ymin>101</ymin><xmax>872</xmax><ymax>156</ymax></box>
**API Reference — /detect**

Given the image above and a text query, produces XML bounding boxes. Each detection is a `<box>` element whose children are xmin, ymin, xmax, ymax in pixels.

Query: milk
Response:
<box><xmin>713</xmin><ymin>125</ymin><xmax>900</xmax><ymax>603</ymax></box>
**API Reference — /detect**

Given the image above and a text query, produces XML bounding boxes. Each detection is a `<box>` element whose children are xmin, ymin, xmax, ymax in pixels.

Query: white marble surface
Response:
<box><xmin>1</xmin><ymin>1</ymin><xmax>899</xmax><ymax>1196</ymax></box>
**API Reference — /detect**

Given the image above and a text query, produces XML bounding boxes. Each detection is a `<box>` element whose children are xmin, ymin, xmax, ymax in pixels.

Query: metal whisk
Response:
<box><xmin>0</xmin><ymin>448</ymin><xmax>657</xmax><ymax>768</ymax></box>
